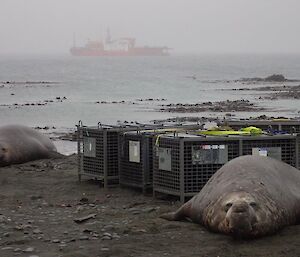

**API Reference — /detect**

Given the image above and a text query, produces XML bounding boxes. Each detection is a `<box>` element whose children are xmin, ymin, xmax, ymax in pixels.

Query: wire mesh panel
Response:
<box><xmin>77</xmin><ymin>125</ymin><xmax>118</xmax><ymax>186</ymax></box>
<box><xmin>297</xmin><ymin>136</ymin><xmax>300</xmax><ymax>169</ymax></box>
<box><xmin>183</xmin><ymin>139</ymin><xmax>240</xmax><ymax>194</ymax></box>
<box><xmin>241</xmin><ymin>136</ymin><xmax>297</xmax><ymax>167</ymax></box>
<box><xmin>281</xmin><ymin>123</ymin><xmax>300</xmax><ymax>134</ymax></box>
<box><xmin>119</xmin><ymin>133</ymin><xmax>153</xmax><ymax>192</ymax></box>
<box><xmin>153</xmin><ymin>137</ymin><xmax>181</xmax><ymax>195</ymax></box>
<box><xmin>153</xmin><ymin>134</ymin><xmax>241</xmax><ymax>202</ymax></box>
<box><xmin>82</xmin><ymin>129</ymin><xmax>105</xmax><ymax>177</ymax></box>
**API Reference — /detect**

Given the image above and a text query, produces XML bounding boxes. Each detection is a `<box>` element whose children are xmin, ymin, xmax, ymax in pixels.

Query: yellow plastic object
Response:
<box><xmin>271</xmin><ymin>118</ymin><xmax>290</xmax><ymax>122</ymax></box>
<box><xmin>154</xmin><ymin>132</ymin><xmax>179</xmax><ymax>146</ymax></box>
<box><xmin>198</xmin><ymin>126</ymin><xmax>263</xmax><ymax>136</ymax></box>
<box><xmin>198</xmin><ymin>130</ymin><xmax>250</xmax><ymax>136</ymax></box>
<box><xmin>240</xmin><ymin>126</ymin><xmax>262</xmax><ymax>134</ymax></box>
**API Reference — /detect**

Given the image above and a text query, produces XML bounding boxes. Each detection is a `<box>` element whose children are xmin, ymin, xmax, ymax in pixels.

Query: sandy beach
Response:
<box><xmin>0</xmin><ymin>155</ymin><xmax>299</xmax><ymax>257</ymax></box>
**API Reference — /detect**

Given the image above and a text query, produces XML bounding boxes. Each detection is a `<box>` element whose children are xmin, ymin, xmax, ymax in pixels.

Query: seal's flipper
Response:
<box><xmin>160</xmin><ymin>203</ymin><xmax>190</xmax><ymax>221</ymax></box>
<box><xmin>160</xmin><ymin>212</ymin><xmax>180</xmax><ymax>221</ymax></box>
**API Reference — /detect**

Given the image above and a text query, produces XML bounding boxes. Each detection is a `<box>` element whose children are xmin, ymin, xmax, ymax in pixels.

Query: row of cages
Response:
<box><xmin>77</xmin><ymin>121</ymin><xmax>300</xmax><ymax>202</ymax></box>
<box><xmin>76</xmin><ymin>121</ymin><xmax>203</xmax><ymax>188</ymax></box>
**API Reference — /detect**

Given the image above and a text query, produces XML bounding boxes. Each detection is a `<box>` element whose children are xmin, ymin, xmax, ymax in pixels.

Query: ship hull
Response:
<box><xmin>70</xmin><ymin>47</ymin><xmax>169</xmax><ymax>57</ymax></box>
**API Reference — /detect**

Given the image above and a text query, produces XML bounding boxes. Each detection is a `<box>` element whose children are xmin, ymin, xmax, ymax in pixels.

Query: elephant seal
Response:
<box><xmin>161</xmin><ymin>155</ymin><xmax>300</xmax><ymax>238</ymax></box>
<box><xmin>0</xmin><ymin>125</ymin><xmax>58</xmax><ymax>167</ymax></box>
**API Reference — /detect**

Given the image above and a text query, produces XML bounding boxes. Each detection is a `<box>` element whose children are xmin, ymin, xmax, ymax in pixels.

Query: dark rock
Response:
<box><xmin>265</xmin><ymin>74</ymin><xmax>286</xmax><ymax>82</ymax></box>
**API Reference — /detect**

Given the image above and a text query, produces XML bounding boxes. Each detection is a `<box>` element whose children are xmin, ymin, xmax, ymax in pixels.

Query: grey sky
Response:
<box><xmin>0</xmin><ymin>0</ymin><xmax>299</xmax><ymax>54</ymax></box>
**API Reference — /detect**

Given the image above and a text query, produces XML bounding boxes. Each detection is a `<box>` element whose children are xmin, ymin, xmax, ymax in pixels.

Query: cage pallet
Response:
<box><xmin>153</xmin><ymin>133</ymin><xmax>299</xmax><ymax>203</ymax></box>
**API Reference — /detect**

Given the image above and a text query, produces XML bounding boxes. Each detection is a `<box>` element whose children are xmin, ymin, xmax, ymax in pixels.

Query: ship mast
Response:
<box><xmin>73</xmin><ymin>32</ymin><xmax>77</xmax><ymax>47</ymax></box>
<box><xmin>105</xmin><ymin>28</ymin><xmax>111</xmax><ymax>44</ymax></box>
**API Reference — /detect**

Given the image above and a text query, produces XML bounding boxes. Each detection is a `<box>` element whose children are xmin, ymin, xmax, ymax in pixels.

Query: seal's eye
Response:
<box><xmin>225</xmin><ymin>202</ymin><xmax>233</xmax><ymax>211</ymax></box>
<box><xmin>250</xmin><ymin>202</ymin><xmax>257</xmax><ymax>208</ymax></box>
<box><xmin>1</xmin><ymin>148</ymin><xmax>6</xmax><ymax>152</ymax></box>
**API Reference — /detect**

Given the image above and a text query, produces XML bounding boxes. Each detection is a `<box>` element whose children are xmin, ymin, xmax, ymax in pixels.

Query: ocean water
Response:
<box><xmin>0</xmin><ymin>53</ymin><xmax>300</xmax><ymax>153</ymax></box>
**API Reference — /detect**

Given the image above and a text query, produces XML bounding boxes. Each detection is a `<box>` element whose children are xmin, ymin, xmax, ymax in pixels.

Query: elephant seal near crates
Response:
<box><xmin>0</xmin><ymin>125</ymin><xmax>57</xmax><ymax>167</ymax></box>
<box><xmin>161</xmin><ymin>155</ymin><xmax>300</xmax><ymax>238</ymax></box>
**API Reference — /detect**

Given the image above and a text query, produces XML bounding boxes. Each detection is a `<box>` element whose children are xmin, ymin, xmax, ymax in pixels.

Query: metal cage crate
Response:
<box><xmin>119</xmin><ymin>125</ymin><xmax>203</xmax><ymax>193</ymax></box>
<box><xmin>153</xmin><ymin>133</ymin><xmax>299</xmax><ymax>202</ymax></box>
<box><xmin>218</xmin><ymin>119</ymin><xmax>300</xmax><ymax>134</ymax></box>
<box><xmin>77</xmin><ymin>121</ymin><xmax>151</xmax><ymax>187</ymax></box>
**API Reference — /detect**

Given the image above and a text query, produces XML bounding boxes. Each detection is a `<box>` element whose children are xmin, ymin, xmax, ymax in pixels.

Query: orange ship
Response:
<box><xmin>70</xmin><ymin>30</ymin><xmax>170</xmax><ymax>57</ymax></box>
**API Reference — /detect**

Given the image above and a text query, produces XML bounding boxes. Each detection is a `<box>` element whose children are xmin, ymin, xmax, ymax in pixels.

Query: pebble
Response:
<box><xmin>132</xmin><ymin>210</ymin><xmax>142</xmax><ymax>215</ymax></box>
<box><xmin>112</xmin><ymin>233</ymin><xmax>120</xmax><ymax>239</ymax></box>
<box><xmin>143</xmin><ymin>207</ymin><xmax>158</xmax><ymax>213</ymax></box>
<box><xmin>101</xmin><ymin>247</ymin><xmax>110</xmax><ymax>251</ymax></box>
<box><xmin>33</xmin><ymin>229</ymin><xmax>42</xmax><ymax>234</ymax></box>
<box><xmin>103</xmin><ymin>224</ymin><xmax>115</xmax><ymax>230</ymax></box>
<box><xmin>23</xmin><ymin>247</ymin><xmax>35</xmax><ymax>252</ymax></box>
<box><xmin>14</xmin><ymin>225</ymin><xmax>24</xmax><ymax>231</ymax></box>
<box><xmin>131</xmin><ymin>228</ymin><xmax>147</xmax><ymax>234</ymax></box>
<box><xmin>0</xmin><ymin>215</ymin><xmax>7</xmax><ymax>223</ymax></box>
<box><xmin>101</xmin><ymin>235</ymin><xmax>112</xmax><ymax>240</ymax></box>
<box><xmin>14</xmin><ymin>248</ymin><xmax>22</xmax><ymax>252</ymax></box>
<box><xmin>52</xmin><ymin>239</ymin><xmax>61</xmax><ymax>243</ymax></box>
<box><xmin>79</xmin><ymin>236</ymin><xmax>89</xmax><ymax>240</ymax></box>
<box><xmin>1</xmin><ymin>246</ymin><xmax>13</xmax><ymax>250</ymax></box>
<box><xmin>82</xmin><ymin>228</ymin><xmax>93</xmax><ymax>233</ymax></box>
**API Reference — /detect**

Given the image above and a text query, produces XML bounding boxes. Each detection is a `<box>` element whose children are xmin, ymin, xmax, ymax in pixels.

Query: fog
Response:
<box><xmin>1</xmin><ymin>0</ymin><xmax>300</xmax><ymax>55</ymax></box>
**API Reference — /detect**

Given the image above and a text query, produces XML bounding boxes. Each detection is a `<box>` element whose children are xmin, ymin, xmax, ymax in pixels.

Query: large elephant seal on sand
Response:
<box><xmin>161</xmin><ymin>155</ymin><xmax>300</xmax><ymax>238</ymax></box>
<box><xmin>0</xmin><ymin>125</ymin><xmax>57</xmax><ymax>167</ymax></box>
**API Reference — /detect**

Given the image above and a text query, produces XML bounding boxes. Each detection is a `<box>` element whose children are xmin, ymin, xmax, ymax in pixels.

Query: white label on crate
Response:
<box><xmin>252</xmin><ymin>147</ymin><xmax>282</xmax><ymax>160</ymax></box>
<box><xmin>83</xmin><ymin>138</ymin><xmax>96</xmax><ymax>157</ymax></box>
<box><xmin>129</xmin><ymin>141</ymin><xmax>140</xmax><ymax>163</ymax></box>
<box><xmin>259</xmin><ymin>149</ymin><xmax>268</xmax><ymax>157</ymax></box>
<box><xmin>192</xmin><ymin>145</ymin><xmax>228</xmax><ymax>164</ymax></box>
<box><xmin>158</xmin><ymin>148</ymin><xmax>172</xmax><ymax>171</ymax></box>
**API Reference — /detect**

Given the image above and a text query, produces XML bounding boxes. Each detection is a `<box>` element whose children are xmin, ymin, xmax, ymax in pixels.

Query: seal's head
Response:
<box><xmin>0</xmin><ymin>142</ymin><xmax>13</xmax><ymax>167</ymax></box>
<box><xmin>205</xmin><ymin>191</ymin><xmax>277</xmax><ymax>238</ymax></box>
